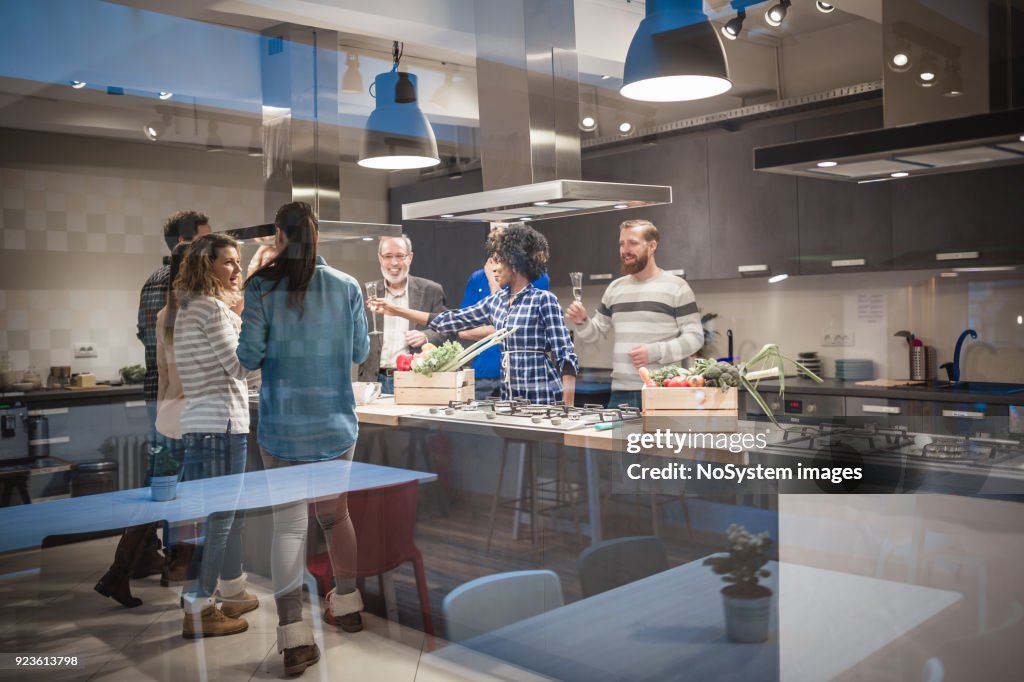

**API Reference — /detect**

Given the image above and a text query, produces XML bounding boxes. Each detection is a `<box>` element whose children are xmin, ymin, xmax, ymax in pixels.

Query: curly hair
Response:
<box><xmin>163</xmin><ymin>210</ymin><xmax>210</xmax><ymax>251</ymax></box>
<box><xmin>174</xmin><ymin>233</ymin><xmax>240</xmax><ymax>309</ymax></box>
<box><xmin>486</xmin><ymin>224</ymin><xmax>549</xmax><ymax>282</ymax></box>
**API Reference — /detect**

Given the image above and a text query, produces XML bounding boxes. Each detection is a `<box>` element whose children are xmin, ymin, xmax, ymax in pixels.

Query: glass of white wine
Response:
<box><xmin>365</xmin><ymin>282</ymin><xmax>383</xmax><ymax>335</ymax></box>
<box><xmin>570</xmin><ymin>272</ymin><xmax>583</xmax><ymax>304</ymax></box>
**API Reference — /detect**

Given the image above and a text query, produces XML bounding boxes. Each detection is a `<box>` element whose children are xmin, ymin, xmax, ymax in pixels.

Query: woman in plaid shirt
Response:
<box><xmin>373</xmin><ymin>224</ymin><xmax>578</xmax><ymax>405</ymax></box>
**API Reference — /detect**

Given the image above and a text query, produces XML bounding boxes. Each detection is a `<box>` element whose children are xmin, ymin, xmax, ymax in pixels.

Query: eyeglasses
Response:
<box><xmin>380</xmin><ymin>253</ymin><xmax>409</xmax><ymax>261</ymax></box>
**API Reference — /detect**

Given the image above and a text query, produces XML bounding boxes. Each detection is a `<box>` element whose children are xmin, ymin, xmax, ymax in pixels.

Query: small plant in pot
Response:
<box><xmin>149</xmin><ymin>445</ymin><xmax>181</xmax><ymax>502</ymax></box>
<box><xmin>704</xmin><ymin>524</ymin><xmax>775</xmax><ymax>643</ymax></box>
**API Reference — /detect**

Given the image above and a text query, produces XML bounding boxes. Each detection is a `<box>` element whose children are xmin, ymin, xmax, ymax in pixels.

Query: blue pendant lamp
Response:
<box><xmin>620</xmin><ymin>0</ymin><xmax>732</xmax><ymax>102</ymax></box>
<box><xmin>358</xmin><ymin>41</ymin><xmax>441</xmax><ymax>170</ymax></box>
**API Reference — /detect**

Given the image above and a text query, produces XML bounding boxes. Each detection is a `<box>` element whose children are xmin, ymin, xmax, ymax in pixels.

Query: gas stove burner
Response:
<box><xmin>419</xmin><ymin>398</ymin><xmax>644</xmax><ymax>431</ymax></box>
<box><xmin>921</xmin><ymin>439</ymin><xmax>971</xmax><ymax>460</ymax></box>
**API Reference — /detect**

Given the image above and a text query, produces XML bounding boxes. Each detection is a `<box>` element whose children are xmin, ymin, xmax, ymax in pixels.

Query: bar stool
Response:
<box><xmin>486</xmin><ymin>439</ymin><xmax>581</xmax><ymax>553</ymax></box>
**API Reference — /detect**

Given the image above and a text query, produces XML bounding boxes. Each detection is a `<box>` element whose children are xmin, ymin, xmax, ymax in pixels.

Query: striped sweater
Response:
<box><xmin>174</xmin><ymin>295</ymin><xmax>250</xmax><ymax>435</ymax></box>
<box><xmin>573</xmin><ymin>270</ymin><xmax>704</xmax><ymax>391</ymax></box>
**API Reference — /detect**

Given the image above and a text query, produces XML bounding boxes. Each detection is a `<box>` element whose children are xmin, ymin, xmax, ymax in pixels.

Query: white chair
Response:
<box><xmin>443</xmin><ymin>569</ymin><xmax>564</xmax><ymax>642</ymax></box>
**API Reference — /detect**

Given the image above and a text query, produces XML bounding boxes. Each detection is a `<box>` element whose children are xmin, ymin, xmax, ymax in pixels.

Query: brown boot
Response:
<box><xmin>94</xmin><ymin>569</ymin><xmax>142</xmax><ymax>608</ymax></box>
<box><xmin>219</xmin><ymin>590</ymin><xmax>259</xmax><ymax>618</ymax></box>
<box><xmin>323</xmin><ymin>588</ymin><xmax>363</xmax><ymax>633</ymax></box>
<box><xmin>182</xmin><ymin>605</ymin><xmax>248</xmax><ymax>639</ymax></box>
<box><xmin>283</xmin><ymin>644</ymin><xmax>320</xmax><ymax>676</ymax></box>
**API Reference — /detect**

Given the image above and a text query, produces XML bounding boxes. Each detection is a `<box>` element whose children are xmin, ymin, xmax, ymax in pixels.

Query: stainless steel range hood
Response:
<box><xmin>755</xmin><ymin>0</ymin><xmax>1024</xmax><ymax>183</ymax></box>
<box><xmin>402</xmin><ymin>0</ymin><xmax>671</xmax><ymax>223</ymax></box>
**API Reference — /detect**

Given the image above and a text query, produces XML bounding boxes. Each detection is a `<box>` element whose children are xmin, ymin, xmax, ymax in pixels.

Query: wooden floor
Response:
<box><xmin>354</xmin><ymin>488</ymin><xmax>722</xmax><ymax>636</ymax></box>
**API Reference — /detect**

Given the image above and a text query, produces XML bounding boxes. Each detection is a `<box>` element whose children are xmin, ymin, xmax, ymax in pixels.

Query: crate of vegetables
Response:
<box><xmin>393</xmin><ymin>330</ymin><xmax>515</xmax><ymax>405</ymax></box>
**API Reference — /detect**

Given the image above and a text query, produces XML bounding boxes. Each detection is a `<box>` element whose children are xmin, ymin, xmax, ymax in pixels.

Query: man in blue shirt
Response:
<box><xmin>460</xmin><ymin>256</ymin><xmax>549</xmax><ymax>399</ymax></box>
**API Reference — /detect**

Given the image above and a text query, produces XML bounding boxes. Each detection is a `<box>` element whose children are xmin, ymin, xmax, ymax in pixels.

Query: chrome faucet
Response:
<box><xmin>941</xmin><ymin>329</ymin><xmax>977</xmax><ymax>383</ymax></box>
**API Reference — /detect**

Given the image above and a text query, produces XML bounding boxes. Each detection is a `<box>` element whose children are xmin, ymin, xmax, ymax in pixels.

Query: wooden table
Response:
<box><xmin>428</xmin><ymin>559</ymin><xmax>962</xmax><ymax>682</ymax></box>
<box><xmin>0</xmin><ymin>460</ymin><xmax>436</xmax><ymax>553</ymax></box>
<box><xmin>355</xmin><ymin>396</ymin><xmax>429</xmax><ymax>427</ymax></box>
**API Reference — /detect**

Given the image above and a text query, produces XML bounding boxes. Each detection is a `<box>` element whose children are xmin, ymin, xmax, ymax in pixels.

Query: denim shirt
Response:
<box><xmin>238</xmin><ymin>257</ymin><xmax>369</xmax><ymax>460</ymax></box>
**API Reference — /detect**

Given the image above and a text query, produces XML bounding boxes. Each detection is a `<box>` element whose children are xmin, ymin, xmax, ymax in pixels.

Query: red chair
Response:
<box><xmin>307</xmin><ymin>480</ymin><xmax>434</xmax><ymax>635</ymax></box>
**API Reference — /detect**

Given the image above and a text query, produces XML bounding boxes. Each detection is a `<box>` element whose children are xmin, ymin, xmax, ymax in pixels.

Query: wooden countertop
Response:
<box><xmin>355</xmin><ymin>397</ymin><xmax>430</xmax><ymax>427</ymax></box>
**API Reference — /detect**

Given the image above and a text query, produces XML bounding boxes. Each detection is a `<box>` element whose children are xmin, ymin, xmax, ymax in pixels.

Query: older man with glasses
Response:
<box><xmin>357</xmin><ymin>235</ymin><xmax>450</xmax><ymax>394</ymax></box>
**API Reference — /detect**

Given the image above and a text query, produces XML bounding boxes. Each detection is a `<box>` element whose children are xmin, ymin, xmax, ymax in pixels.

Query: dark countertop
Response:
<box><xmin>745</xmin><ymin>378</ymin><xmax>1023</xmax><ymax>405</ymax></box>
<box><xmin>0</xmin><ymin>384</ymin><xmax>145</xmax><ymax>407</ymax></box>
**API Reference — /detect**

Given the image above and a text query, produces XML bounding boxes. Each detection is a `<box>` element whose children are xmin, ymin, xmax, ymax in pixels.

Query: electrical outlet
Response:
<box><xmin>822</xmin><ymin>333</ymin><xmax>854</xmax><ymax>347</ymax></box>
<box><xmin>74</xmin><ymin>342</ymin><xmax>98</xmax><ymax>359</ymax></box>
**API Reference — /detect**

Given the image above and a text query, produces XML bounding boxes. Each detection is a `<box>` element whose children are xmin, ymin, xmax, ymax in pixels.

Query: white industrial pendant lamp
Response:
<box><xmin>358</xmin><ymin>41</ymin><xmax>440</xmax><ymax>170</ymax></box>
<box><xmin>620</xmin><ymin>0</ymin><xmax>732</xmax><ymax>102</ymax></box>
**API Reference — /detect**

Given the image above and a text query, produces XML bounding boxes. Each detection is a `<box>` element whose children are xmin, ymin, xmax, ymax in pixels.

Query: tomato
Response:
<box><xmin>665</xmin><ymin>376</ymin><xmax>689</xmax><ymax>388</ymax></box>
<box><xmin>395</xmin><ymin>353</ymin><xmax>415</xmax><ymax>372</ymax></box>
<box><xmin>688</xmin><ymin>375</ymin><xmax>706</xmax><ymax>388</ymax></box>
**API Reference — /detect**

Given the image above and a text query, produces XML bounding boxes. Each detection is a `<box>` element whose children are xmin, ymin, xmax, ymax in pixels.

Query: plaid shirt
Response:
<box><xmin>430</xmin><ymin>284</ymin><xmax>578</xmax><ymax>405</ymax></box>
<box><xmin>137</xmin><ymin>261</ymin><xmax>169</xmax><ymax>403</ymax></box>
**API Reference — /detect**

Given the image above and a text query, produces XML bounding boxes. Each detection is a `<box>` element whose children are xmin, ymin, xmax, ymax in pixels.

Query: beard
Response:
<box><xmin>620</xmin><ymin>250</ymin><xmax>649</xmax><ymax>275</ymax></box>
<box><xmin>381</xmin><ymin>264</ymin><xmax>409</xmax><ymax>286</ymax></box>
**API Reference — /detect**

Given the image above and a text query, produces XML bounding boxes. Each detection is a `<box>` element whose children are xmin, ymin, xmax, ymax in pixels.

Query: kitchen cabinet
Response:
<box><xmin>707</xmin><ymin>122</ymin><xmax>800</xmax><ymax>279</ymax></box>
<box><xmin>891</xmin><ymin>163</ymin><xmax>1024</xmax><ymax>268</ymax></box>
<box><xmin>795</xmin><ymin>107</ymin><xmax>894</xmax><ymax>275</ymax></box>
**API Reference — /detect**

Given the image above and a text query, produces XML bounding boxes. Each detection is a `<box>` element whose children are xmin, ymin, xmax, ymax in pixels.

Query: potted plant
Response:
<box><xmin>704</xmin><ymin>524</ymin><xmax>775</xmax><ymax>643</ymax></box>
<box><xmin>149</xmin><ymin>445</ymin><xmax>181</xmax><ymax>502</ymax></box>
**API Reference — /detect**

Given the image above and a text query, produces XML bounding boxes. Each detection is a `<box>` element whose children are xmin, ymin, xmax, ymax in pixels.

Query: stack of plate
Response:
<box><xmin>835</xmin><ymin>358</ymin><xmax>874</xmax><ymax>381</ymax></box>
<box><xmin>797</xmin><ymin>352</ymin><xmax>822</xmax><ymax>379</ymax></box>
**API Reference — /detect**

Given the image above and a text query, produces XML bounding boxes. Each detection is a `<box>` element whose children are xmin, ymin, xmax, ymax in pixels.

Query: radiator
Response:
<box><xmin>103</xmin><ymin>434</ymin><xmax>150</xmax><ymax>490</ymax></box>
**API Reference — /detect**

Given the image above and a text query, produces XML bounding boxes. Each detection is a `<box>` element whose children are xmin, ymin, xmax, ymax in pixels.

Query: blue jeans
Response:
<box><xmin>608</xmin><ymin>390</ymin><xmax>642</xmax><ymax>409</ymax></box>
<box><xmin>180</xmin><ymin>431</ymin><xmax>248</xmax><ymax>599</ymax></box>
<box><xmin>475</xmin><ymin>377</ymin><xmax>502</xmax><ymax>401</ymax></box>
<box><xmin>378</xmin><ymin>372</ymin><xmax>395</xmax><ymax>395</ymax></box>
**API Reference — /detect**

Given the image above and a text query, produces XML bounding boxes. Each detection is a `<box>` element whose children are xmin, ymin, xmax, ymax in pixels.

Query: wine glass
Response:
<box><xmin>365</xmin><ymin>282</ymin><xmax>383</xmax><ymax>336</ymax></box>
<box><xmin>569</xmin><ymin>272</ymin><xmax>583</xmax><ymax>304</ymax></box>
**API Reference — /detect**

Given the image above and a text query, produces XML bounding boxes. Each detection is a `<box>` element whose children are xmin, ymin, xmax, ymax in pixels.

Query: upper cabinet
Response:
<box><xmin>891</xmin><ymin>164</ymin><xmax>1024</xmax><ymax>269</ymax></box>
<box><xmin>707</xmin><ymin>122</ymin><xmax>800</xmax><ymax>279</ymax></box>
<box><xmin>794</xmin><ymin>106</ymin><xmax>893</xmax><ymax>275</ymax></box>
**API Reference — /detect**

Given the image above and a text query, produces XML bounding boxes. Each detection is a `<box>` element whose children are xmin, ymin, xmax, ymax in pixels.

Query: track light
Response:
<box><xmin>143</xmin><ymin>112</ymin><xmax>170</xmax><ymax>141</ymax></box>
<box><xmin>620</xmin><ymin>0</ymin><xmax>732</xmax><ymax>102</ymax></box>
<box><xmin>721</xmin><ymin>8</ymin><xmax>746</xmax><ymax>41</ymax></box>
<box><xmin>815</xmin><ymin>2</ymin><xmax>835</xmax><ymax>13</ymax></box>
<box><xmin>765</xmin><ymin>1</ymin><xmax>791</xmax><ymax>28</ymax></box>
<box><xmin>358</xmin><ymin>41</ymin><xmax>440</xmax><ymax>170</ymax></box>
<box><xmin>579</xmin><ymin>115</ymin><xmax>597</xmax><ymax>132</ymax></box>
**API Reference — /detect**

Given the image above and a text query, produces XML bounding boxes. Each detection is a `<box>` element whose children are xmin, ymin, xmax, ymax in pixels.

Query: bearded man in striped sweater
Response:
<box><xmin>565</xmin><ymin>219</ymin><xmax>704</xmax><ymax>409</ymax></box>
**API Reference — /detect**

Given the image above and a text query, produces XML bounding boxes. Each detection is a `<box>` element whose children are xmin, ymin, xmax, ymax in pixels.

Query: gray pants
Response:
<box><xmin>260</xmin><ymin>448</ymin><xmax>358</xmax><ymax>626</ymax></box>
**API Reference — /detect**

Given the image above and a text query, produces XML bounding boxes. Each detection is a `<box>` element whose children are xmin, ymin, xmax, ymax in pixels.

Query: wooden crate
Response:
<box><xmin>394</xmin><ymin>369</ymin><xmax>475</xmax><ymax>405</ymax></box>
<box><xmin>641</xmin><ymin>386</ymin><xmax>739</xmax><ymax>431</ymax></box>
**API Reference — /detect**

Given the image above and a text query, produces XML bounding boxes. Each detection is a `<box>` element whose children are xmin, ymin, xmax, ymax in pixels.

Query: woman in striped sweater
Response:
<box><xmin>173</xmin><ymin>233</ymin><xmax>258</xmax><ymax>639</ymax></box>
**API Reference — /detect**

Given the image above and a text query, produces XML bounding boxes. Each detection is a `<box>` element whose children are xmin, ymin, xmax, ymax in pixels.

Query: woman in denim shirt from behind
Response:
<box><xmin>238</xmin><ymin>201</ymin><xmax>370</xmax><ymax>677</ymax></box>
<box><xmin>173</xmin><ymin>233</ymin><xmax>259</xmax><ymax>639</ymax></box>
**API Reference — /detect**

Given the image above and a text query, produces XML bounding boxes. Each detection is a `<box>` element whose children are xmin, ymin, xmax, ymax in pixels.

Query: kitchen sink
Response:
<box><xmin>937</xmin><ymin>381</ymin><xmax>1024</xmax><ymax>395</ymax></box>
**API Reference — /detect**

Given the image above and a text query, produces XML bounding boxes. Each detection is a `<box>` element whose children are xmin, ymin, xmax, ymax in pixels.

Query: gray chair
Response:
<box><xmin>443</xmin><ymin>569</ymin><xmax>564</xmax><ymax>642</ymax></box>
<box><xmin>577</xmin><ymin>535</ymin><xmax>669</xmax><ymax>598</ymax></box>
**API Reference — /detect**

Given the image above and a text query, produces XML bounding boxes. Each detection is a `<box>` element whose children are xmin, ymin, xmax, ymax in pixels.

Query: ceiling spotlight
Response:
<box><xmin>815</xmin><ymin>1</ymin><xmax>835</xmax><ymax>13</ymax></box>
<box><xmin>891</xmin><ymin>171</ymin><xmax>909</xmax><ymax>178</ymax></box>
<box><xmin>358</xmin><ymin>41</ymin><xmax>440</xmax><ymax>170</ymax></box>
<box><xmin>721</xmin><ymin>8</ymin><xmax>746</xmax><ymax>41</ymax></box>
<box><xmin>768</xmin><ymin>274</ymin><xmax>789</xmax><ymax>284</ymax></box>
<box><xmin>613</xmin><ymin>204</ymin><xmax>629</xmax><ymax>209</ymax></box>
<box><xmin>440</xmin><ymin>214</ymin><xmax>455</xmax><ymax>218</ymax></box>
<box><xmin>206</xmin><ymin>121</ymin><xmax>223</xmax><ymax>153</ymax></box>
<box><xmin>600</xmin><ymin>74</ymin><xmax>611</xmax><ymax>80</ymax></box>
<box><xmin>618</xmin><ymin>121</ymin><xmax>633</xmax><ymax>135</ymax></box>
<box><xmin>817</xmin><ymin>161</ymin><xmax>838</xmax><ymax>168</ymax></box>
<box><xmin>765</xmin><ymin>0</ymin><xmax>791</xmax><ymax>28</ymax></box>
<box><xmin>620</xmin><ymin>0</ymin><xmax>732</xmax><ymax>102</ymax></box>
<box><xmin>158</xmin><ymin>91</ymin><xmax>173</xmax><ymax>100</ymax></box>
<box><xmin>889</xmin><ymin>50</ymin><xmax>912</xmax><ymax>73</ymax></box>
<box><xmin>942</xmin><ymin>64</ymin><xmax>963</xmax><ymax>97</ymax></box>
<box><xmin>534</xmin><ymin>201</ymin><xmax>550</xmax><ymax>206</ymax></box>
<box><xmin>916</xmin><ymin>54</ymin><xmax>938</xmax><ymax>87</ymax></box>
<box><xmin>142</xmin><ymin>112</ymin><xmax>170</xmax><ymax>141</ymax></box>
<box><xmin>361</xmin><ymin>237</ymin><xmax>374</xmax><ymax>241</ymax></box>
<box><xmin>579</xmin><ymin>115</ymin><xmax>598</xmax><ymax>132</ymax></box>
<box><xmin>70</xmin><ymin>80</ymin><xmax>87</xmax><ymax>89</ymax></box>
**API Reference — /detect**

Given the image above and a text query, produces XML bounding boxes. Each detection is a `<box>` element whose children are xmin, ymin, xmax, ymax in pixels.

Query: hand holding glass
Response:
<box><xmin>365</xmin><ymin>282</ymin><xmax>382</xmax><ymax>335</ymax></box>
<box><xmin>570</xmin><ymin>272</ymin><xmax>583</xmax><ymax>304</ymax></box>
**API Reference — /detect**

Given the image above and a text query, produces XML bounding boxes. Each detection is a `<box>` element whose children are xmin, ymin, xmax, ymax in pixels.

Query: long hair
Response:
<box><xmin>174</xmin><ymin>233</ymin><xmax>240</xmax><ymax>310</ymax></box>
<box><xmin>161</xmin><ymin>242</ymin><xmax>191</xmax><ymax>345</ymax></box>
<box><xmin>245</xmin><ymin>201</ymin><xmax>318</xmax><ymax>316</ymax></box>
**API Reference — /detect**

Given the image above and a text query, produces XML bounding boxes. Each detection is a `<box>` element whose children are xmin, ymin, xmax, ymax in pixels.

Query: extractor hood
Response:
<box><xmin>402</xmin><ymin>0</ymin><xmax>671</xmax><ymax>223</ymax></box>
<box><xmin>755</xmin><ymin>0</ymin><xmax>1024</xmax><ymax>182</ymax></box>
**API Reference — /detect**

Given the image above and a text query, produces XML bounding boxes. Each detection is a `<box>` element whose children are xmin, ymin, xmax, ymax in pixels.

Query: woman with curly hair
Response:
<box><xmin>173</xmin><ymin>232</ymin><xmax>258</xmax><ymax>639</ymax></box>
<box><xmin>373</xmin><ymin>223</ymin><xmax>577</xmax><ymax>404</ymax></box>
